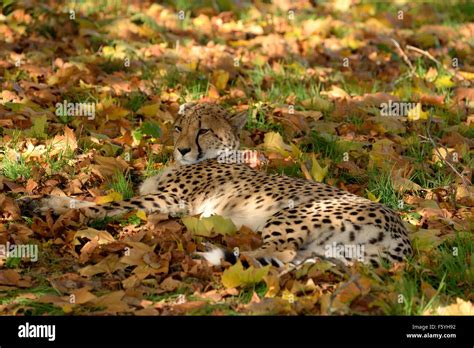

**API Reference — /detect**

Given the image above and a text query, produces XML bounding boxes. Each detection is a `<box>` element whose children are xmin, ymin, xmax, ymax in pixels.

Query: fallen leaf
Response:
<box><xmin>211</xmin><ymin>70</ymin><xmax>230</xmax><ymax>90</ymax></box>
<box><xmin>309</xmin><ymin>153</ymin><xmax>329</xmax><ymax>182</ymax></box>
<box><xmin>262</xmin><ymin>131</ymin><xmax>291</xmax><ymax>156</ymax></box>
<box><xmin>221</xmin><ymin>261</ymin><xmax>269</xmax><ymax>289</ymax></box>
<box><xmin>407</xmin><ymin>103</ymin><xmax>429</xmax><ymax>121</ymax></box>
<box><xmin>182</xmin><ymin>215</ymin><xmax>237</xmax><ymax>237</ymax></box>
<box><xmin>424</xmin><ymin>298</ymin><xmax>474</xmax><ymax>315</ymax></box>
<box><xmin>94</xmin><ymin>191</ymin><xmax>123</xmax><ymax>204</ymax></box>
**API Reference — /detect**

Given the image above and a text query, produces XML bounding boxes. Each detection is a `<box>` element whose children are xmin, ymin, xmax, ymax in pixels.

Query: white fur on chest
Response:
<box><xmin>196</xmin><ymin>196</ymin><xmax>275</xmax><ymax>232</ymax></box>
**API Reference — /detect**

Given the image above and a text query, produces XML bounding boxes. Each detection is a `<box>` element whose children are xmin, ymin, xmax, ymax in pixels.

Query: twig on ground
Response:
<box><xmin>391</xmin><ymin>38</ymin><xmax>415</xmax><ymax>75</ymax></box>
<box><xmin>406</xmin><ymin>45</ymin><xmax>442</xmax><ymax>66</ymax></box>
<box><xmin>406</xmin><ymin>44</ymin><xmax>464</xmax><ymax>80</ymax></box>
<box><xmin>425</xmin><ymin>116</ymin><xmax>472</xmax><ymax>188</ymax></box>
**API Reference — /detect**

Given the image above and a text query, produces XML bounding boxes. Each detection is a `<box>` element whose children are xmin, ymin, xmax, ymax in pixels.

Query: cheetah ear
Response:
<box><xmin>178</xmin><ymin>102</ymin><xmax>197</xmax><ymax>116</ymax></box>
<box><xmin>226</xmin><ymin>110</ymin><xmax>247</xmax><ymax>134</ymax></box>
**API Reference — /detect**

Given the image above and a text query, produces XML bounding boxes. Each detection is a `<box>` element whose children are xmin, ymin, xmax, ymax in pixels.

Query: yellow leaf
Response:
<box><xmin>459</xmin><ymin>71</ymin><xmax>474</xmax><ymax>80</ymax></box>
<box><xmin>323</xmin><ymin>85</ymin><xmax>350</xmax><ymax>99</ymax></box>
<box><xmin>94</xmin><ymin>191</ymin><xmax>123</xmax><ymax>205</ymax></box>
<box><xmin>137</xmin><ymin>103</ymin><xmax>160</xmax><ymax>117</ymax></box>
<box><xmin>434</xmin><ymin>75</ymin><xmax>455</xmax><ymax>89</ymax></box>
<box><xmin>411</xmin><ymin>32</ymin><xmax>437</xmax><ymax>48</ymax></box>
<box><xmin>310</xmin><ymin>153</ymin><xmax>328</xmax><ymax>182</ymax></box>
<box><xmin>183</xmin><ymin>59</ymin><xmax>198</xmax><ymax>71</ymax></box>
<box><xmin>221</xmin><ymin>261</ymin><xmax>270</xmax><ymax>289</ymax></box>
<box><xmin>432</xmin><ymin>147</ymin><xmax>449</xmax><ymax>164</ymax></box>
<box><xmin>342</xmin><ymin>37</ymin><xmax>364</xmax><ymax>50</ymax></box>
<box><xmin>182</xmin><ymin>215</ymin><xmax>237</xmax><ymax>237</ymax></box>
<box><xmin>136</xmin><ymin>210</ymin><xmax>147</xmax><ymax>221</ymax></box>
<box><xmin>102</xmin><ymin>45</ymin><xmax>127</xmax><ymax>60</ymax></box>
<box><xmin>290</xmin><ymin>143</ymin><xmax>303</xmax><ymax>159</ymax></box>
<box><xmin>366</xmin><ymin>190</ymin><xmax>381</xmax><ymax>202</ymax></box>
<box><xmin>24</xmin><ymin>114</ymin><xmax>47</xmax><ymax>139</ymax></box>
<box><xmin>412</xmin><ymin>229</ymin><xmax>442</xmax><ymax>252</ymax></box>
<box><xmin>211</xmin><ymin>70</ymin><xmax>230</xmax><ymax>90</ymax></box>
<box><xmin>407</xmin><ymin>103</ymin><xmax>429</xmax><ymax>121</ymax></box>
<box><xmin>62</xmin><ymin>304</ymin><xmax>74</xmax><ymax>313</ymax></box>
<box><xmin>263</xmin><ymin>274</ymin><xmax>280</xmax><ymax>297</ymax></box>
<box><xmin>106</xmin><ymin>106</ymin><xmax>129</xmax><ymax>120</ymax></box>
<box><xmin>175</xmin><ymin>239</ymin><xmax>184</xmax><ymax>252</ymax></box>
<box><xmin>102</xmin><ymin>46</ymin><xmax>116</xmax><ymax>57</ymax></box>
<box><xmin>424</xmin><ymin>298</ymin><xmax>474</xmax><ymax>316</ymax></box>
<box><xmin>263</xmin><ymin>132</ymin><xmax>291</xmax><ymax>156</ymax></box>
<box><xmin>281</xmin><ymin>289</ymin><xmax>296</xmax><ymax>303</ymax></box>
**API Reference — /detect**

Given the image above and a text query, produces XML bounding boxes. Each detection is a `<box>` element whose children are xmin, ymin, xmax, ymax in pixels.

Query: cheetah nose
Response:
<box><xmin>178</xmin><ymin>147</ymin><xmax>191</xmax><ymax>156</ymax></box>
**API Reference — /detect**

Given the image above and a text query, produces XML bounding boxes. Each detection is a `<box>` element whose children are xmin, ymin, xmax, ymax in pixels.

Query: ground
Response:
<box><xmin>0</xmin><ymin>0</ymin><xmax>473</xmax><ymax>316</ymax></box>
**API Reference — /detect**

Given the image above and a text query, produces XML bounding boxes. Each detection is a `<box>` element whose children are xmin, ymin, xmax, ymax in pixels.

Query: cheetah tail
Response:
<box><xmin>194</xmin><ymin>244</ymin><xmax>238</xmax><ymax>266</ymax></box>
<box><xmin>21</xmin><ymin>194</ymin><xmax>180</xmax><ymax>219</ymax></box>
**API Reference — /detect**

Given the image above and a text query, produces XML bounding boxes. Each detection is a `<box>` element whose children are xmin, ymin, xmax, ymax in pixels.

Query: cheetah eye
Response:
<box><xmin>174</xmin><ymin>126</ymin><xmax>182</xmax><ymax>133</ymax></box>
<box><xmin>198</xmin><ymin>128</ymin><xmax>210</xmax><ymax>135</ymax></box>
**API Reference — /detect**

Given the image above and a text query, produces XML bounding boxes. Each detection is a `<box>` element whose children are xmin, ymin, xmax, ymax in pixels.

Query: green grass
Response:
<box><xmin>119</xmin><ymin>214</ymin><xmax>142</xmax><ymax>226</ymax></box>
<box><xmin>302</xmin><ymin>131</ymin><xmax>347</xmax><ymax>163</ymax></box>
<box><xmin>66</xmin><ymin>0</ymin><xmax>127</xmax><ymax>17</ymax></box>
<box><xmin>1</xmin><ymin>153</ymin><xmax>32</xmax><ymax>181</ymax></box>
<box><xmin>410</xmin><ymin>166</ymin><xmax>454</xmax><ymax>190</ymax></box>
<box><xmin>389</xmin><ymin>274</ymin><xmax>446</xmax><ymax>316</ymax></box>
<box><xmin>45</xmin><ymin>147</ymin><xmax>76</xmax><ymax>176</ymax></box>
<box><xmin>366</xmin><ymin>167</ymin><xmax>404</xmax><ymax>210</ymax></box>
<box><xmin>143</xmin><ymin>288</ymin><xmax>188</xmax><ymax>303</ymax></box>
<box><xmin>404</xmin><ymin>135</ymin><xmax>456</xmax><ymax>189</ymax></box>
<box><xmin>271</xmin><ymin>162</ymin><xmax>303</xmax><ymax>178</ymax></box>
<box><xmin>144</xmin><ymin>151</ymin><xmax>171</xmax><ymax>178</ymax></box>
<box><xmin>405</xmin><ymin>135</ymin><xmax>433</xmax><ymax>164</ymax></box>
<box><xmin>181</xmin><ymin>71</ymin><xmax>210</xmax><ymax>100</ymax></box>
<box><xmin>433</xmin><ymin>233</ymin><xmax>473</xmax><ymax>297</ymax></box>
<box><xmin>0</xmin><ymin>285</ymin><xmax>63</xmax><ymax>316</ymax></box>
<box><xmin>346</xmin><ymin>115</ymin><xmax>364</xmax><ymax>129</ymax></box>
<box><xmin>187</xmin><ymin>302</ymin><xmax>240</xmax><ymax>315</ymax></box>
<box><xmin>126</xmin><ymin>92</ymin><xmax>148</xmax><ymax>112</ymax></box>
<box><xmin>381</xmin><ymin>233</ymin><xmax>473</xmax><ymax>315</ymax></box>
<box><xmin>236</xmin><ymin>282</ymin><xmax>267</xmax><ymax>304</ymax></box>
<box><xmin>88</xmin><ymin>216</ymin><xmax>116</xmax><ymax>229</ymax></box>
<box><xmin>247</xmin><ymin>63</ymin><xmax>321</xmax><ymax>104</ymax></box>
<box><xmin>245</xmin><ymin>107</ymin><xmax>284</xmax><ymax>134</ymax></box>
<box><xmin>108</xmin><ymin>171</ymin><xmax>134</xmax><ymax>200</ymax></box>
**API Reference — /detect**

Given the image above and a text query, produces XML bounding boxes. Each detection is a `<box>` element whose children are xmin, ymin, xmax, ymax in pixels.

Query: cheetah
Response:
<box><xmin>31</xmin><ymin>103</ymin><xmax>412</xmax><ymax>269</ymax></box>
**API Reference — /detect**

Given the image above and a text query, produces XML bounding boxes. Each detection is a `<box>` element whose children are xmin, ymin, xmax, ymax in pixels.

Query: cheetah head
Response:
<box><xmin>172</xmin><ymin>103</ymin><xmax>247</xmax><ymax>165</ymax></box>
